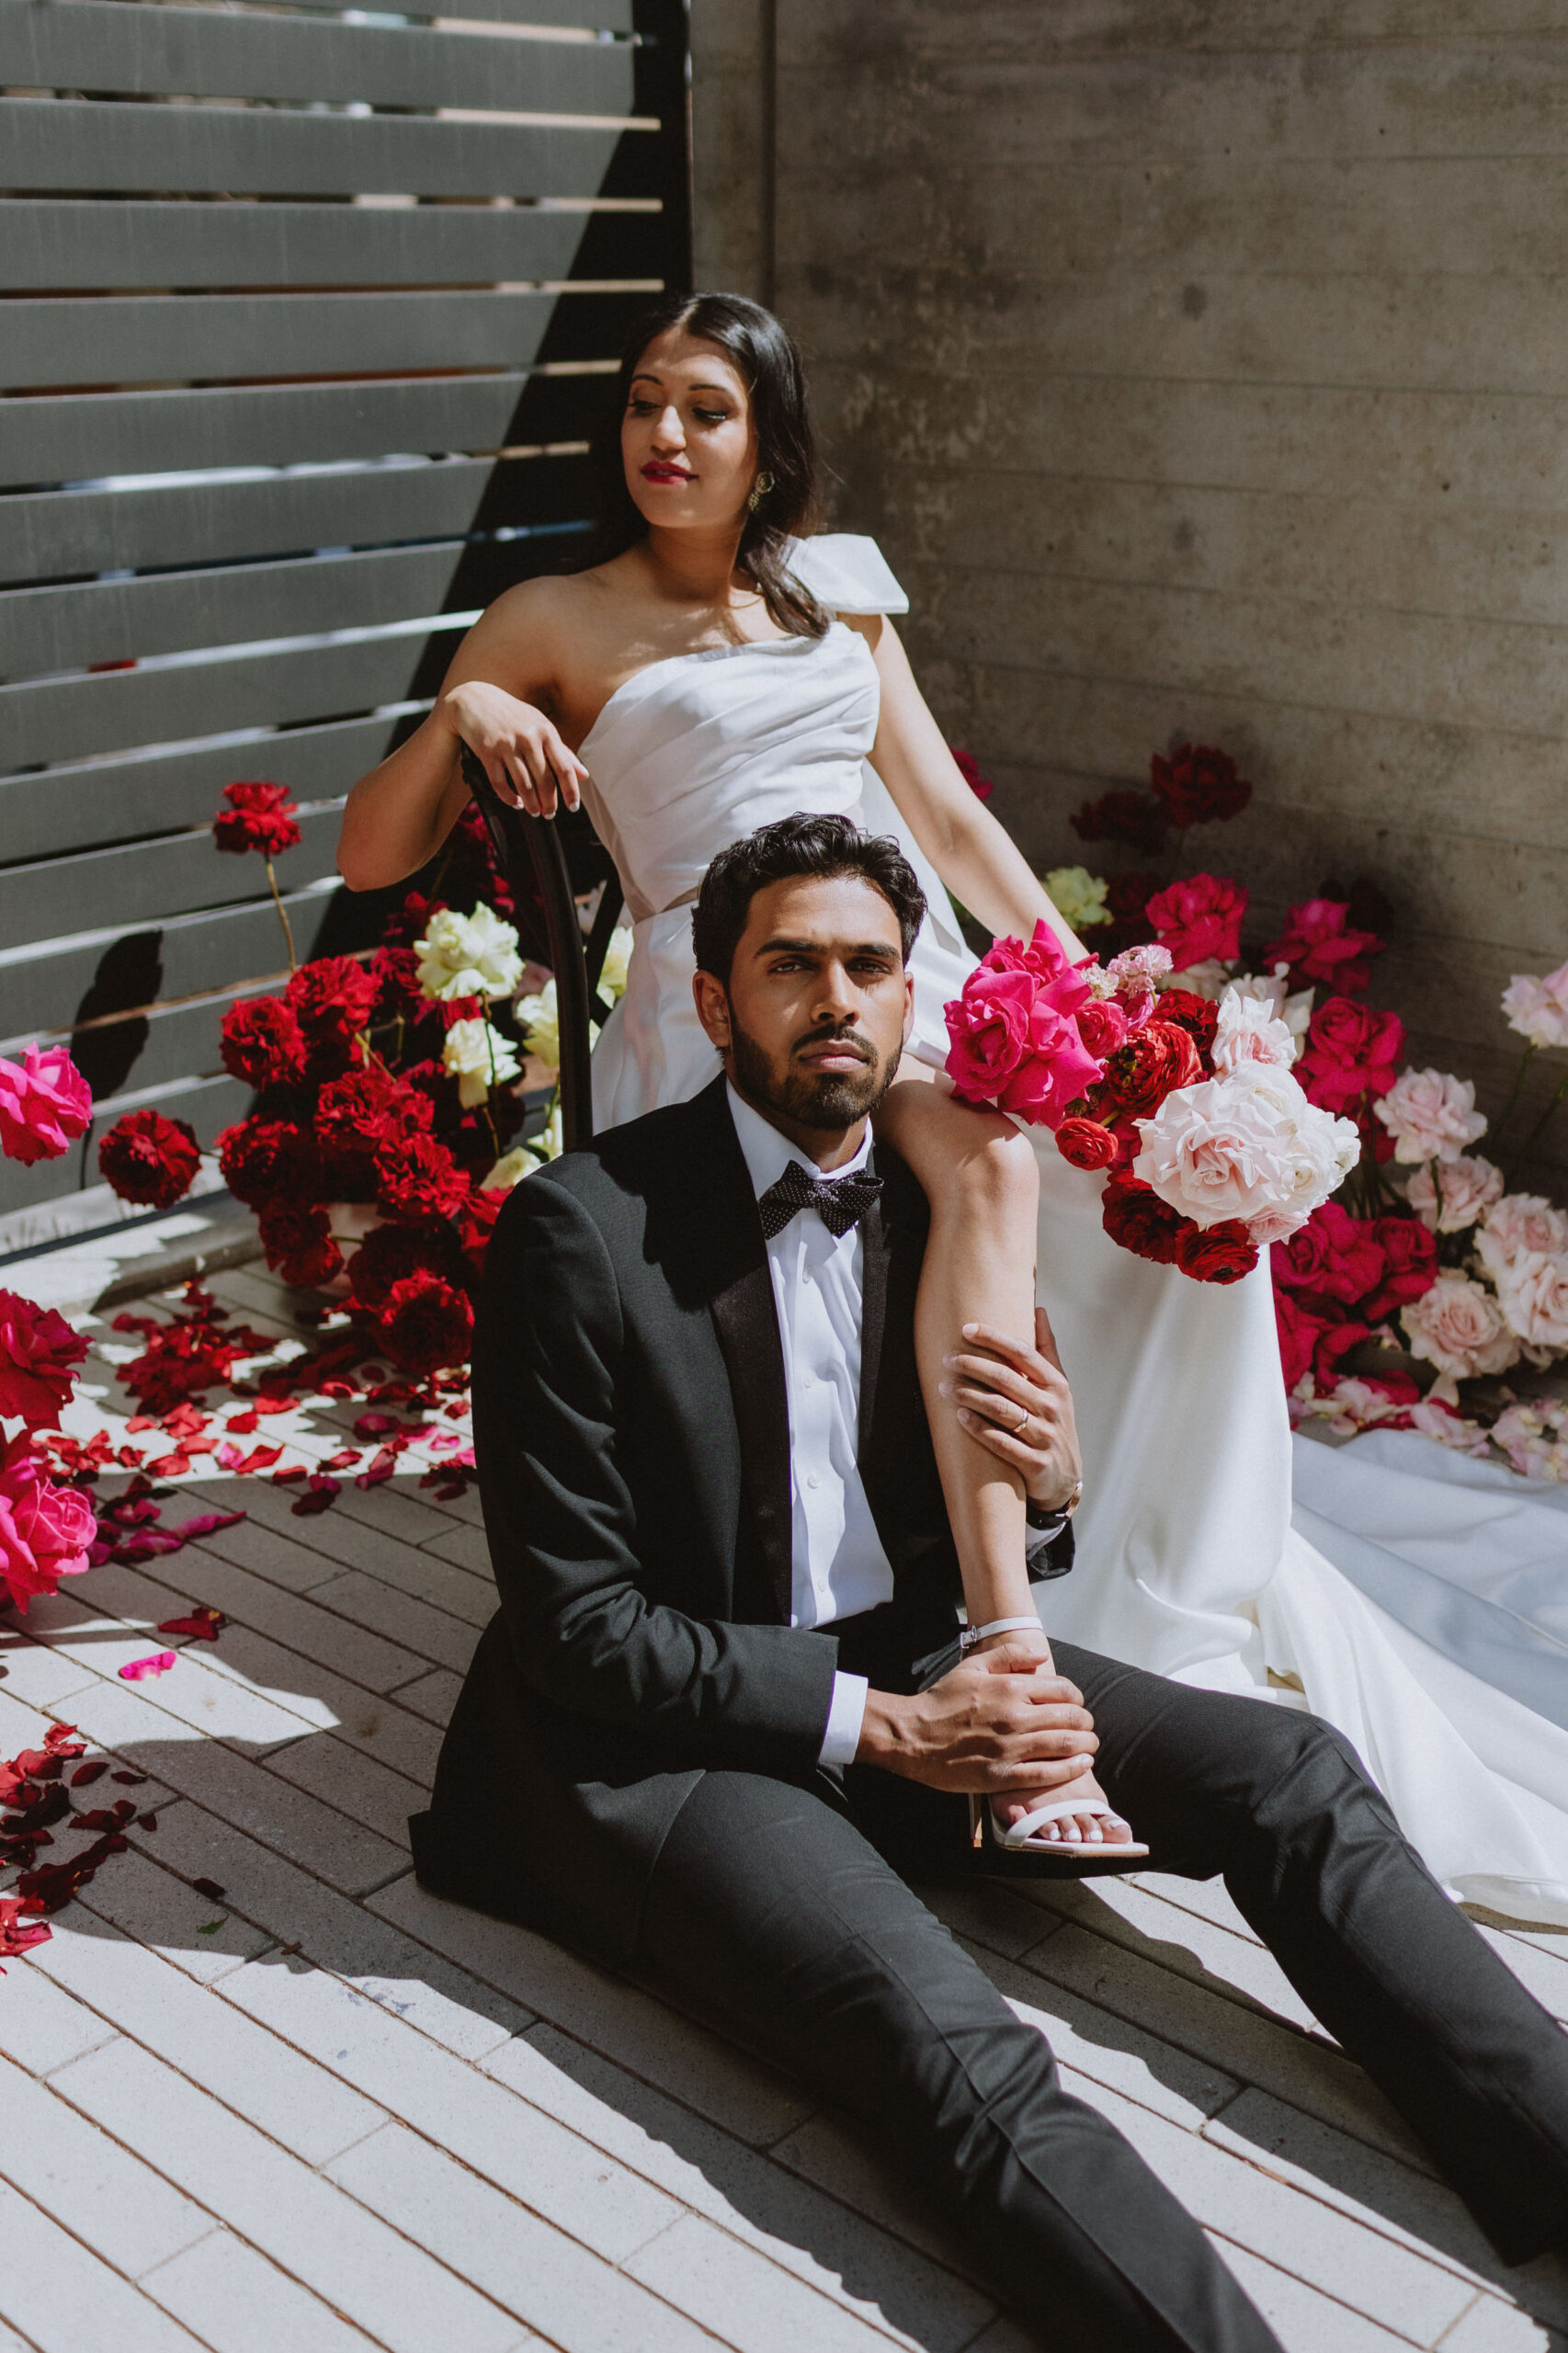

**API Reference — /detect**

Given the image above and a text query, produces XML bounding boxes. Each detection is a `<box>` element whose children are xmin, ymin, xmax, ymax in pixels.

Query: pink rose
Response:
<box><xmin>1144</xmin><ymin>873</ymin><xmax>1246</xmax><ymax>972</ymax></box>
<box><xmin>1075</xmin><ymin>997</ymin><xmax>1129</xmax><ymax>1058</ymax></box>
<box><xmin>1211</xmin><ymin>994</ymin><xmax>1296</xmax><ymax>1076</ymax></box>
<box><xmin>1491</xmin><ymin>1250</ymin><xmax>1568</xmax><ymax>1355</ymax></box>
<box><xmin>1480</xmin><ymin>1192</ymin><xmax>1568</xmax><ymax>1267</ymax></box>
<box><xmin>1372</xmin><ymin>1067</ymin><xmax>1487</xmax><ymax>1165</ymax></box>
<box><xmin>1132</xmin><ymin>1065</ymin><xmax>1358</xmax><ymax>1233</ymax></box>
<box><xmin>0</xmin><ymin>1433</ymin><xmax>96</xmax><ymax>1612</ymax></box>
<box><xmin>1404</xmin><ymin>1154</ymin><xmax>1502</xmax><ymax>1235</ymax></box>
<box><xmin>994</xmin><ymin>999</ymin><xmax>1106</xmax><ymax>1128</ymax></box>
<box><xmin>0</xmin><ymin>1291</ymin><xmax>88</xmax><ymax>1429</ymax></box>
<box><xmin>945</xmin><ymin>924</ymin><xmax>1105</xmax><ymax>1129</ymax></box>
<box><xmin>0</xmin><ymin>1047</ymin><xmax>91</xmax><ymax>1167</ymax></box>
<box><xmin>1501</xmin><ymin>957</ymin><xmax>1568</xmax><ymax>1051</ymax></box>
<box><xmin>1401</xmin><ymin>1274</ymin><xmax>1519</xmax><ymax>1381</ymax></box>
<box><xmin>945</xmin><ymin>966</ymin><xmax>1036</xmax><ymax>1099</ymax></box>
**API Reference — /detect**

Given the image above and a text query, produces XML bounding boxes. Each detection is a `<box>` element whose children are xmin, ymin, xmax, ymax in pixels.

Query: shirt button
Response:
<box><xmin>801</xmin><ymin>1370</ymin><xmax>814</xmax><ymax>1388</ymax></box>
<box><xmin>807</xmin><ymin>1472</ymin><xmax>822</xmax><ymax>1489</ymax></box>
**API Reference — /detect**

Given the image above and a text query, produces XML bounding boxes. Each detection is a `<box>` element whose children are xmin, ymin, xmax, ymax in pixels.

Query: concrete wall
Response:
<box><xmin>690</xmin><ymin>2</ymin><xmax>1568</xmax><ymax>1169</ymax></box>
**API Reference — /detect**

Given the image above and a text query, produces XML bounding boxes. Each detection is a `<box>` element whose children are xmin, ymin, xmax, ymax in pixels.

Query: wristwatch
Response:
<box><xmin>1025</xmin><ymin>1475</ymin><xmax>1084</xmax><ymax>1537</ymax></box>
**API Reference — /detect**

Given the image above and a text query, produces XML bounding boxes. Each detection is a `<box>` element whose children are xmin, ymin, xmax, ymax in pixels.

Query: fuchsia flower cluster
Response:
<box><xmin>944</xmin><ymin>921</ymin><xmax>1109</xmax><ymax>1128</ymax></box>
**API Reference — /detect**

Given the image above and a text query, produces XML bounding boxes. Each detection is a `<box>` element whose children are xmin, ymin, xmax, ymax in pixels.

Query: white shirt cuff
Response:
<box><xmin>817</xmin><ymin>1670</ymin><xmax>869</xmax><ymax>1768</ymax></box>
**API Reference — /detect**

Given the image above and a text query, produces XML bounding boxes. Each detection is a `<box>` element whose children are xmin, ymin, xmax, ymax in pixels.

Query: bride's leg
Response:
<box><xmin>872</xmin><ymin>1076</ymin><xmax>1133</xmax><ymax>1847</ymax></box>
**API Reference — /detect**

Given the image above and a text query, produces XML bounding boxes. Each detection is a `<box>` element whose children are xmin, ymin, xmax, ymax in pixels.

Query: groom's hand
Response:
<box><xmin>857</xmin><ymin>1641</ymin><xmax>1097</xmax><ymax>1795</ymax></box>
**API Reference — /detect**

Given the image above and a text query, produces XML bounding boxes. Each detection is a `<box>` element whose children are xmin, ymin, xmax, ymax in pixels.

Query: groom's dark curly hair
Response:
<box><xmin>692</xmin><ymin>815</ymin><xmax>926</xmax><ymax>986</ymax></box>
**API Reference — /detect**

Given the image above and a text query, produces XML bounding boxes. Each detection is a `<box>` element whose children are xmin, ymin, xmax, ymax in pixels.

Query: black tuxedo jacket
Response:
<box><xmin>411</xmin><ymin>1075</ymin><xmax>1070</xmax><ymax>1965</ymax></box>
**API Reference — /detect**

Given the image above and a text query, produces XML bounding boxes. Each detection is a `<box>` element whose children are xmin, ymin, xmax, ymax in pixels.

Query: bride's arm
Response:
<box><xmin>336</xmin><ymin>583</ymin><xmax>587</xmax><ymax>892</ymax></box>
<box><xmin>846</xmin><ymin>613</ymin><xmax>1086</xmax><ymax>960</ymax></box>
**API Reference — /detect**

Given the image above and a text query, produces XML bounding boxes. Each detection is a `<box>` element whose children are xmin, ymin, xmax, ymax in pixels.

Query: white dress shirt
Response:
<box><xmin>726</xmin><ymin>1084</ymin><xmax>892</xmax><ymax>1764</ymax></box>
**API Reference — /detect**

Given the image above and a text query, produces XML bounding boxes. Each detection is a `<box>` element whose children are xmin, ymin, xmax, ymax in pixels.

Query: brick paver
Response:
<box><xmin>0</xmin><ymin>1265</ymin><xmax>1564</xmax><ymax>2352</ymax></box>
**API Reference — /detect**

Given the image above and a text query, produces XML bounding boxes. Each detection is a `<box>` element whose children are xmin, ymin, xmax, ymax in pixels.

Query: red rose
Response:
<box><xmin>257</xmin><ymin>1203</ymin><xmax>343</xmax><ymax>1290</ymax></box>
<box><xmin>454</xmin><ymin>1183</ymin><xmax>504</xmax><ymax>1275</ymax></box>
<box><xmin>1100</xmin><ymin>1175</ymin><xmax>1187</xmax><ymax>1266</ymax></box>
<box><xmin>375</xmin><ymin>1133</ymin><xmax>470</xmax><ymax>1224</ymax></box>
<box><xmin>1273</xmin><ymin>1290</ymin><xmax>1326</xmax><ymax>1391</ymax></box>
<box><xmin>1312</xmin><ymin>1319</ymin><xmax>1372</xmax><ymax>1390</ymax></box>
<box><xmin>97</xmin><ymin>1109</ymin><xmax>201</xmax><ymax>1210</ymax></box>
<box><xmin>1151</xmin><ymin>988</ymin><xmax>1220</xmax><ymax>1068</ymax></box>
<box><xmin>378</xmin><ymin>1270</ymin><xmax>473</xmax><ymax>1375</ymax></box>
<box><xmin>1071</xmin><ymin>790</ymin><xmax>1170</xmax><ymax>858</ymax></box>
<box><xmin>220</xmin><ymin>995</ymin><xmax>307</xmax><ymax>1090</ymax></box>
<box><xmin>216</xmin><ymin>1117</ymin><xmax>317</xmax><ymax>1211</ymax></box>
<box><xmin>1150</xmin><ymin>744</ymin><xmax>1252</xmax><ymax>829</ymax></box>
<box><xmin>286</xmin><ymin>958</ymin><xmax>381</xmax><ymax>1080</ymax></box>
<box><xmin>1103</xmin><ymin>1018</ymin><xmax>1201</xmax><ymax>1120</ymax></box>
<box><xmin>0</xmin><ymin>1291</ymin><xmax>88</xmax><ymax>1430</ymax></box>
<box><xmin>1176</xmin><ymin>1220</ymin><xmax>1258</xmax><ymax>1285</ymax></box>
<box><xmin>1261</xmin><ymin>899</ymin><xmax>1384</xmax><ymax>996</ymax></box>
<box><xmin>950</xmin><ymin>748</ymin><xmax>994</xmax><ymax>801</ymax></box>
<box><xmin>1145</xmin><ymin>872</ymin><xmax>1247</xmax><ymax>972</ymax></box>
<box><xmin>1297</xmin><ymin>996</ymin><xmax>1404</xmax><ymax>1114</ymax></box>
<box><xmin>347</xmin><ymin>1222</ymin><xmax>459</xmax><ymax>1313</ymax></box>
<box><xmin>1363</xmin><ymin>1215</ymin><xmax>1437</xmax><ymax>1322</ymax></box>
<box><xmin>212</xmin><ymin>780</ymin><xmax>301</xmax><ymax>858</ymax></box>
<box><xmin>1272</xmin><ymin>1203</ymin><xmax>1384</xmax><ymax>1310</ymax></box>
<box><xmin>1055</xmin><ymin>1117</ymin><xmax>1119</xmax><ymax>1172</ymax></box>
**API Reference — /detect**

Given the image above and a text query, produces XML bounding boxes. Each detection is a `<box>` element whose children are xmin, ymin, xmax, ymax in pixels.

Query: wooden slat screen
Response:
<box><xmin>0</xmin><ymin>0</ymin><xmax>690</xmax><ymax>1239</ymax></box>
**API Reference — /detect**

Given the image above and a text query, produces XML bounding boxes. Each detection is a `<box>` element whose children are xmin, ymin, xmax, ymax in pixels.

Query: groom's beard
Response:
<box><xmin>729</xmin><ymin>1012</ymin><xmax>900</xmax><ymax>1131</ymax></box>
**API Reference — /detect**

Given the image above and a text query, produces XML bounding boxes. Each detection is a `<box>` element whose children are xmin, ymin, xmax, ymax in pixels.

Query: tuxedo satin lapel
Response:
<box><xmin>858</xmin><ymin>1177</ymin><xmax>889</xmax><ymax>1479</ymax></box>
<box><xmin>694</xmin><ymin>1083</ymin><xmax>795</xmax><ymax>1625</ymax></box>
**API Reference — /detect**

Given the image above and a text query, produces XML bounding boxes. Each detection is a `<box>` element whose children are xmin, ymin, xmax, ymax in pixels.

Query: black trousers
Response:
<box><xmin>633</xmin><ymin>1622</ymin><xmax>1568</xmax><ymax>2353</ymax></box>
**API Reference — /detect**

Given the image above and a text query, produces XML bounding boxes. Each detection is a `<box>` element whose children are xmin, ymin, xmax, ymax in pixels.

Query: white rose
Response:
<box><xmin>1501</xmin><ymin>957</ymin><xmax>1568</xmax><ymax>1050</ymax></box>
<box><xmin>1042</xmin><ymin>866</ymin><xmax>1111</xmax><ymax>932</ymax></box>
<box><xmin>1226</xmin><ymin>963</ymin><xmax>1313</xmax><ymax>1049</ymax></box>
<box><xmin>1132</xmin><ymin>1065</ymin><xmax>1357</xmax><ymax>1233</ymax></box>
<box><xmin>1490</xmin><ymin>1248</ymin><xmax>1568</xmax><ymax>1354</ymax></box>
<box><xmin>517</xmin><ymin>977</ymin><xmax>561</xmax><ymax>1070</ymax></box>
<box><xmin>1404</xmin><ymin>1153</ymin><xmax>1503</xmax><ymax>1234</ymax></box>
<box><xmin>440</xmin><ymin>1017</ymin><xmax>521</xmax><ymax>1108</ymax></box>
<box><xmin>1401</xmin><ymin>1272</ymin><xmax>1519</xmax><ymax>1381</ymax></box>
<box><xmin>482</xmin><ymin>1144</ymin><xmax>540</xmax><ymax>1191</ymax></box>
<box><xmin>597</xmin><ymin>924</ymin><xmax>635</xmax><ymax>1005</ymax></box>
<box><xmin>1479</xmin><ymin>1191</ymin><xmax>1568</xmax><ymax>1267</ymax></box>
<box><xmin>1211</xmin><ymin>991</ymin><xmax>1297</xmax><ymax>1077</ymax></box>
<box><xmin>415</xmin><ymin>904</ymin><xmax>524</xmax><ymax>1002</ymax></box>
<box><xmin>1372</xmin><ymin>1067</ymin><xmax>1487</xmax><ymax>1165</ymax></box>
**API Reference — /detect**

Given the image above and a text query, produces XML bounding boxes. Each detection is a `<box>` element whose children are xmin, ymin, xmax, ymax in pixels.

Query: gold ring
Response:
<box><xmin>1012</xmin><ymin>1400</ymin><xmax>1030</xmax><ymax>1436</ymax></box>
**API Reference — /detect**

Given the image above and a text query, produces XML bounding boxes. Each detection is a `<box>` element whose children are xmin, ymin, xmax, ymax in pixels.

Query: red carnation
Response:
<box><xmin>370</xmin><ymin>945</ymin><xmax>425</xmax><ymax>1024</ymax></box>
<box><xmin>950</xmin><ymin>748</ymin><xmax>994</xmax><ymax>801</ymax></box>
<box><xmin>1145</xmin><ymin>872</ymin><xmax>1247</xmax><ymax>972</ymax></box>
<box><xmin>454</xmin><ymin>1183</ymin><xmax>504</xmax><ymax>1276</ymax></box>
<box><xmin>286</xmin><ymin>958</ymin><xmax>381</xmax><ymax>1081</ymax></box>
<box><xmin>375</xmin><ymin>1132</ymin><xmax>470</xmax><ymax>1225</ymax></box>
<box><xmin>347</xmin><ymin>1221</ymin><xmax>458</xmax><ymax>1313</ymax></box>
<box><xmin>97</xmin><ymin>1109</ymin><xmax>201</xmax><ymax>1210</ymax></box>
<box><xmin>1176</xmin><ymin>1220</ymin><xmax>1257</xmax><ymax>1285</ymax></box>
<box><xmin>258</xmin><ymin>1203</ymin><xmax>343</xmax><ymax>1291</ymax></box>
<box><xmin>216</xmin><ymin>1117</ymin><xmax>317</xmax><ymax>1211</ymax></box>
<box><xmin>1054</xmin><ymin>1117</ymin><xmax>1119</xmax><ymax>1172</ymax></box>
<box><xmin>1261</xmin><ymin>898</ymin><xmax>1385</xmax><ymax>997</ymax></box>
<box><xmin>1071</xmin><ymin>790</ymin><xmax>1170</xmax><ymax>858</ymax></box>
<box><xmin>1363</xmin><ymin>1215</ymin><xmax>1437</xmax><ymax>1323</ymax></box>
<box><xmin>213</xmin><ymin>780</ymin><xmax>301</xmax><ymax>858</ymax></box>
<box><xmin>378</xmin><ymin>1269</ymin><xmax>473</xmax><ymax>1375</ymax></box>
<box><xmin>1274</xmin><ymin>1290</ymin><xmax>1326</xmax><ymax>1392</ymax></box>
<box><xmin>1150</xmin><ymin>744</ymin><xmax>1252</xmax><ymax>829</ymax></box>
<box><xmin>220</xmin><ymin>995</ymin><xmax>307</xmax><ymax>1090</ymax></box>
<box><xmin>1297</xmin><ymin>996</ymin><xmax>1403</xmax><ymax>1115</ymax></box>
<box><xmin>1103</xmin><ymin>1019</ymin><xmax>1201</xmax><ymax>1120</ymax></box>
<box><xmin>318</xmin><ymin>1068</ymin><xmax>431</xmax><ymax>1156</ymax></box>
<box><xmin>1100</xmin><ymin>1175</ymin><xmax>1187</xmax><ymax>1267</ymax></box>
<box><xmin>1151</xmin><ymin>988</ymin><xmax>1220</xmax><ymax>1068</ymax></box>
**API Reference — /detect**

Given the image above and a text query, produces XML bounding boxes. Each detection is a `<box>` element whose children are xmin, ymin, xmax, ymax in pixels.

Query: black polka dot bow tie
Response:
<box><xmin>757</xmin><ymin>1159</ymin><xmax>884</xmax><ymax>1241</ymax></box>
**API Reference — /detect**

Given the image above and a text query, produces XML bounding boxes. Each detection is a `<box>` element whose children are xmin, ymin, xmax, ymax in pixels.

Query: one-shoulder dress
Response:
<box><xmin>577</xmin><ymin>531</ymin><xmax>1568</xmax><ymax>1927</ymax></box>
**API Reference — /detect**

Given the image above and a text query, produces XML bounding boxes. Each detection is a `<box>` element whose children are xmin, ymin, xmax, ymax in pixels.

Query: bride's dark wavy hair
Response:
<box><xmin>571</xmin><ymin>291</ymin><xmax>829</xmax><ymax>641</ymax></box>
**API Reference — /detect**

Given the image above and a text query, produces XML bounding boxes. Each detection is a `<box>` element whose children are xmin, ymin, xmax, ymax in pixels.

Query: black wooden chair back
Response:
<box><xmin>459</xmin><ymin>745</ymin><xmax>624</xmax><ymax>1154</ymax></box>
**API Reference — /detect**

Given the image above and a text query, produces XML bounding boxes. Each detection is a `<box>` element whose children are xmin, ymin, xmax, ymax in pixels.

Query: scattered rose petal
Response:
<box><xmin>138</xmin><ymin>1811</ymin><xmax>158</xmax><ymax>1830</ymax></box>
<box><xmin>126</xmin><ymin>1415</ymin><xmax>158</xmax><ymax>1434</ymax></box>
<box><xmin>324</xmin><ymin>1449</ymin><xmax>362</xmax><ymax>1471</ymax></box>
<box><xmin>291</xmin><ymin>1476</ymin><xmax>340</xmax><ymax>1517</ymax></box>
<box><xmin>110</xmin><ymin>1770</ymin><xmax>148</xmax><ymax>1785</ymax></box>
<box><xmin>147</xmin><ymin>1452</ymin><xmax>190</xmax><ymax>1478</ymax></box>
<box><xmin>270</xmin><ymin>1464</ymin><xmax>308</xmax><ymax>1484</ymax></box>
<box><xmin>69</xmin><ymin>1761</ymin><xmax>108</xmax><ymax>1787</ymax></box>
<box><xmin>192</xmin><ymin>1877</ymin><xmax>225</xmax><ymax>1900</ymax></box>
<box><xmin>157</xmin><ymin>1608</ymin><xmax>223</xmax><ymax>1641</ymax></box>
<box><xmin>119</xmin><ymin>1651</ymin><xmax>176</xmax><ymax>1681</ymax></box>
<box><xmin>0</xmin><ymin>1897</ymin><xmax>51</xmax><ymax>1958</ymax></box>
<box><xmin>218</xmin><ymin>1442</ymin><xmax>280</xmax><ymax>1474</ymax></box>
<box><xmin>225</xmin><ymin>1411</ymin><xmax>259</xmax><ymax>1434</ymax></box>
<box><xmin>172</xmin><ymin>1510</ymin><xmax>245</xmax><ymax>1540</ymax></box>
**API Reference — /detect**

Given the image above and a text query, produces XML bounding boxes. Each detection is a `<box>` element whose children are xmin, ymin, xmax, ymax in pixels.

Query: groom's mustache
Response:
<box><xmin>790</xmin><ymin>1022</ymin><xmax>876</xmax><ymax>1064</ymax></box>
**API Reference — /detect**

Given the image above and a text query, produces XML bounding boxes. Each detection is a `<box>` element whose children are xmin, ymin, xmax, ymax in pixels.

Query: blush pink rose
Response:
<box><xmin>1144</xmin><ymin>873</ymin><xmax>1247</xmax><ymax>972</ymax></box>
<box><xmin>1404</xmin><ymin>1154</ymin><xmax>1503</xmax><ymax>1235</ymax></box>
<box><xmin>1133</xmin><ymin>1066</ymin><xmax>1358</xmax><ymax>1234</ymax></box>
<box><xmin>1479</xmin><ymin>1192</ymin><xmax>1568</xmax><ymax>1267</ymax></box>
<box><xmin>0</xmin><ymin>1047</ymin><xmax>92</xmax><ymax>1167</ymax></box>
<box><xmin>0</xmin><ymin>1433</ymin><xmax>97</xmax><ymax>1611</ymax></box>
<box><xmin>1491</xmin><ymin>1250</ymin><xmax>1568</xmax><ymax>1355</ymax></box>
<box><xmin>1372</xmin><ymin>1067</ymin><xmax>1487</xmax><ymax>1165</ymax></box>
<box><xmin>1211</xmin><ymin>994</ymin><xmax>1296</xmax><ymax>1076</ymax></box>
<box><xmin>1501</xmin><ymin>957</ymin><xmax>1568</xmax><ymax>1051</ymax></box>
<box><xmin>1401</xmin><ymin>1273</ymin><xmax>1519</xmax><ymax>1381</ymax></box>
<box><xmin>0</xmin><ymin>1291</ymin><xmax>88</xmax><ymax>1429</ymax></box>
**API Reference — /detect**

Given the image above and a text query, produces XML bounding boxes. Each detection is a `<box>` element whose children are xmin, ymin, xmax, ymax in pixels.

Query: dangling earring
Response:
<box><xmin>747</xmin><ymin>471</ymin><xmax>775</xmax><ymax>514</ymax></box>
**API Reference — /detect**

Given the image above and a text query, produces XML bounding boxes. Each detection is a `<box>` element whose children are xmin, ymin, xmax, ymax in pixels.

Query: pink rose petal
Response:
<box><xmin>119</xmin><ymin>1651</ymin><xmax>177</xmax><ymax>1681</ymax></box>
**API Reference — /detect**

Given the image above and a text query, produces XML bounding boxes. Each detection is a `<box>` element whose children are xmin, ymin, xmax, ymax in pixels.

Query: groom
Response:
<box><xmin>415</xmin><ymin>814</ymin><xmax>1568</xmax><ymax>2351</ymax></box>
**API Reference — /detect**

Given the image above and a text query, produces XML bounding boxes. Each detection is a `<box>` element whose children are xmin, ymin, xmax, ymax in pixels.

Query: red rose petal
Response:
<box><xmin>290</xmin><ymin>1476</ymin><xmax>340</xmax><ymax>1517</ymax></box>
<box><xmin>110</xmin><ymin>1770</ymin><xmax>149</xmax><ymax>1785</ymax></box>
<box><xmin>192</xmin><ymin>1877</ymin><xmax>226</xmax><ymax>1901</ymax></box>
<box><xmin>157</xmin><ymin>1609</ymin><xmax>224</xmax><ymax>1641</ymax></box>
<box><xmin>70</xmin><ymin>1761</ymin><xmax>108</xmax><ymax>1788</ymax></box>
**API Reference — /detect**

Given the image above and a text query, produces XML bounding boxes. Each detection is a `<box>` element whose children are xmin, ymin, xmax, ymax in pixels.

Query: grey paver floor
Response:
<box><xmin>1</xmin><ymin>1263</ymin><xmax>1565</xmax><ymax>2352</ymax></box>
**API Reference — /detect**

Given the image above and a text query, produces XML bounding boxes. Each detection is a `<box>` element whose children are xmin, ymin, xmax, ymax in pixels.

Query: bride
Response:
<box><xmin>340</xmin><ymin>293</ymin><xmax>1568</xmax><ymax>1925</ymax></box>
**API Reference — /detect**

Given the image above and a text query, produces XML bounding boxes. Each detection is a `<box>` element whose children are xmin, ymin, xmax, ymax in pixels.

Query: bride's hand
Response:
<box><xmin>940</xmin><ymin>1309</ymin><xmax>1082</xmax><ymax>1515</ymax></box>
<box><xmin>437</xmin><ymin>680</ymin><xmax>587</xmax><ymax>819</ymax></box>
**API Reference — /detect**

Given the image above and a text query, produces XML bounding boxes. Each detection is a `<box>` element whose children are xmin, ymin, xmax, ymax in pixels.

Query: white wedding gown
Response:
<box><xmin>581</xmin><ymin>533</ymin><xmax>1568</xmax><ymax>1927</ymax></box>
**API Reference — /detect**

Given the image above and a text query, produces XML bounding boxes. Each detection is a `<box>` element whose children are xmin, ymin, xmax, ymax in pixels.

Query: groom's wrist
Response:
<box><xmin>855</xmin><ymin>1688</ymin><xmax>915</xmax><ymax>1770</ymax></box>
